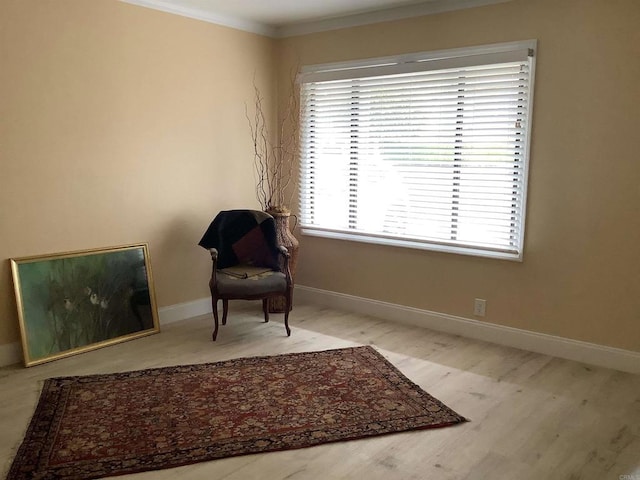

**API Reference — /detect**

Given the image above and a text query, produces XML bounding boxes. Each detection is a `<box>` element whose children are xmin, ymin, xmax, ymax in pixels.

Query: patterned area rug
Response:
<box><xmin>8</xmin><ymin>346</ymin><xmax>467</xmax><ymax>479</ymax></box>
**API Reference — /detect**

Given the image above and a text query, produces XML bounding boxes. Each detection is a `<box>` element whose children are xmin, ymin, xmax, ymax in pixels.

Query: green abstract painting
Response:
<box><xmin>11</xmin><ymin>244</ymin><xmax>159</xmax><ymax>366</ymax></box>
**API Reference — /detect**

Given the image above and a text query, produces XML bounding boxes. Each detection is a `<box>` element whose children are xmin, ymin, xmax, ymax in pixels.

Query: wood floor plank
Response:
<box><xmin>0</xmin><ymin>301</ymin><xmax>638</xmax><ymax>479</ymax></box>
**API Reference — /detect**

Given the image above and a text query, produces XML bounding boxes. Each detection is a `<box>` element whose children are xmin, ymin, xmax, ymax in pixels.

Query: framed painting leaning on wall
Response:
<box><xmin>10</xmin><ymin>243</ymin><xmax>160</xmax><ymax>367</ymax></box>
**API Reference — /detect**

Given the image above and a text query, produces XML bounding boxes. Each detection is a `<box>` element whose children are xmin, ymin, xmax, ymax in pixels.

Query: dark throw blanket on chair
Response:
<box><xmin>198</xmin><ymin>210</ymin><xmax>280</xmax><ymax>270</ymax></box>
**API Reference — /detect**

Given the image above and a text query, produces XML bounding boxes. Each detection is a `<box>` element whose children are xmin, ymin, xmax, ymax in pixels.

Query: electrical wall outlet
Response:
<box><xmin>473</xmin><ymin>298</ymin><xmax>486</xmax><ymax>317</ymax></box>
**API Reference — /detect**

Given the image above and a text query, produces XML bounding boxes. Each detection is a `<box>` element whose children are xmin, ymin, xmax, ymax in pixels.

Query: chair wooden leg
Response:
<box><xmin>212</xmin><ymin>298</ymin><xmax>219</xmax><ymax>341</ymax></box>
<box><xmin>284</xmin><ymin>292</ymin><xmax>291</xmax><ymax>336</ymax></box>
<box><xmin>222</xmin><ymin>299</ymin><xmax>228</xmax><ymax>325</ymax></box>
<box><xmin>284</xmin><ymin>311</ymin><xmax>291</xmax><ymax>336</ymax></box>
<box><xmin>263</xmin><ymin>299</ymin><xmax>269</xmax><ymax>323</ymax></box>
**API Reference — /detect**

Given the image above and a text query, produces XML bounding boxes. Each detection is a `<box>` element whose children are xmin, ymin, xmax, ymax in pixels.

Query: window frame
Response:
<box><xmin>297</xmin><ymin>40</ymin><xmax>537</xmax><ymax>261</ymax></box>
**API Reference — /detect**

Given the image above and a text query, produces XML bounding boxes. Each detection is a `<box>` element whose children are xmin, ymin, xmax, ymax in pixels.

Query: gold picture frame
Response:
<box><xmin>10</xmin><ymin>243</ymin><xmax>160</xmax><ymax>367</ymax></box>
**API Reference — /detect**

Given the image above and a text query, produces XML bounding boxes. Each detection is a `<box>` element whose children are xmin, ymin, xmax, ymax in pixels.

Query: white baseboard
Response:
<box><xmin>158</xmin><ymin>297</ymin><xmax>212</xmax><ymax>325</ymax></box>
<box><xmin>0</xmin><ymin>342</ymin><xmax>22</xmax><ymax>368</ymax></box>
<box><xmin>3</xmin><ymin>290</ymin><xmax>637</xmax><ymax>373</ymax></box>
<box><xmin>295</xmin><ymin>285</ymin><xmax>640</xmax><ymax>374</ymax></box>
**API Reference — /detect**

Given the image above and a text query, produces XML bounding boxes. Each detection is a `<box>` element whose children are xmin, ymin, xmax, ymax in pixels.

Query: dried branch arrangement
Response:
<box><xmin>247</xmin><ymin>79</ymin><xmax>299</xmax><ymax>214</ymax></box>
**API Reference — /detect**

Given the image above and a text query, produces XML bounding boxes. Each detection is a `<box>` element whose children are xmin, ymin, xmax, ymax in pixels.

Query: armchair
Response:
<box><xmin>198</xmin><ymin>210</ymin><xmax>292</xmax><ymax>341</ymax></box>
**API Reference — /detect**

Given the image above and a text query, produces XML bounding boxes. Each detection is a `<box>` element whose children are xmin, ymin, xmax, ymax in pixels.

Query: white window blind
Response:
<box><xmin>298</xmin><ymin>41</ymin><xmax>536</xmax><ymax>260</ymax></box>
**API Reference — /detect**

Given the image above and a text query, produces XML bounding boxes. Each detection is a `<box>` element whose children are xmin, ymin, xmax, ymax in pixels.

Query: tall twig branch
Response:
<box><xmin>246</xmin><ymin>73</ymin><xmax>299</xmax><ymax>213</ymax></box>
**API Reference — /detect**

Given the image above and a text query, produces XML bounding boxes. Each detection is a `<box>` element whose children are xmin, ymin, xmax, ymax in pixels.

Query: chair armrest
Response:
<box><xmin>209</xmin><ymin>248</ymin><xmax>218</xmax><ymax>264</ymax></box>
<box><xmin>277</xmin><ymin>245</ymin><xmax>292</xmax><ymax>284</ymax></box>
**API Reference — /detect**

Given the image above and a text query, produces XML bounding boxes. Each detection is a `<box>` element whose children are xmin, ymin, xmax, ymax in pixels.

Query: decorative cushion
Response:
<box><xmin>232</xmin><ymin>225</ymin><xmax>276</xmax><ymax>268</ymax></box>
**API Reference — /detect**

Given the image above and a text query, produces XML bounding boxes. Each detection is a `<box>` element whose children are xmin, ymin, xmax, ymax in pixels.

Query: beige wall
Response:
<box><xmin>2</xmin><ymin>0</ymin><xmax>638</xmax><ymax>355</ymax></box>
<box><xmin>279</xmin><ymin>0</ymin><xmax>640</xmax><ymax>351</ymax></box>
<box><xmin>0</xmin><ymin>1</ymin><xmax>275</xmax><ymax>347</ymax></box>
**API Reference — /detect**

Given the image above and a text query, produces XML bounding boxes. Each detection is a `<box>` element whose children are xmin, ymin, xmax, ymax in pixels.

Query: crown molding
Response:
<box><xmin>275</xmin><ymin>0</ymin><xmax>513</xmax><ymax>38</ymax></box>
<box><xmin>121</xmin><ymin>0</ymin><xmax>513</xmax><ymax>39</ymax></box>
<box><xmin>120</xmin><ymin>0</ymin><xmax>277</xmax><ymax>37</ymax></box>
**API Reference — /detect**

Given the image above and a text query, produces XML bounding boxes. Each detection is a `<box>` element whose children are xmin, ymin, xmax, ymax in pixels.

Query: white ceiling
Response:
<box><xmin>156</xmin><ymin>0</ymin><xmax>427</xmax><ymax>25</ymax></box>
<box><xmin>121</xmin><ymin>0</ymin><xmax>512</xmax><ymax>37</ymax></box>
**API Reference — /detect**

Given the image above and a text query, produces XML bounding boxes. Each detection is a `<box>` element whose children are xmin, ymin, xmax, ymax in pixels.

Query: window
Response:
<box><xmin>298</xmin><ymin>41</ymin><xmax>536</xmax><ymax>260</ymax></box>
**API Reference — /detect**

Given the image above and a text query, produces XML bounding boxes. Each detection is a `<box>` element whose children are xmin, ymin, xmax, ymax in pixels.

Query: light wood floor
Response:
<box><xmin>1</xmin><ymin>301</ymin><xmax>638</xmax><ymax>480</ymax></box>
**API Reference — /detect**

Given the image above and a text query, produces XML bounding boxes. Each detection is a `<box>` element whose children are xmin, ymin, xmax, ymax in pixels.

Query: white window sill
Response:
<box><xmin>301</xmin><ymin>227</ymin><xmax>523</xmax><ymax>262</ymax></box>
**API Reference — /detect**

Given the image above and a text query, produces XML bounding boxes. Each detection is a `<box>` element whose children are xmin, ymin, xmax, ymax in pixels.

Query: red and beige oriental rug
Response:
<box><xmin>8</xmin><ymin>346</ymin><xmax>466</xmax><ymax>479</ymax></box>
